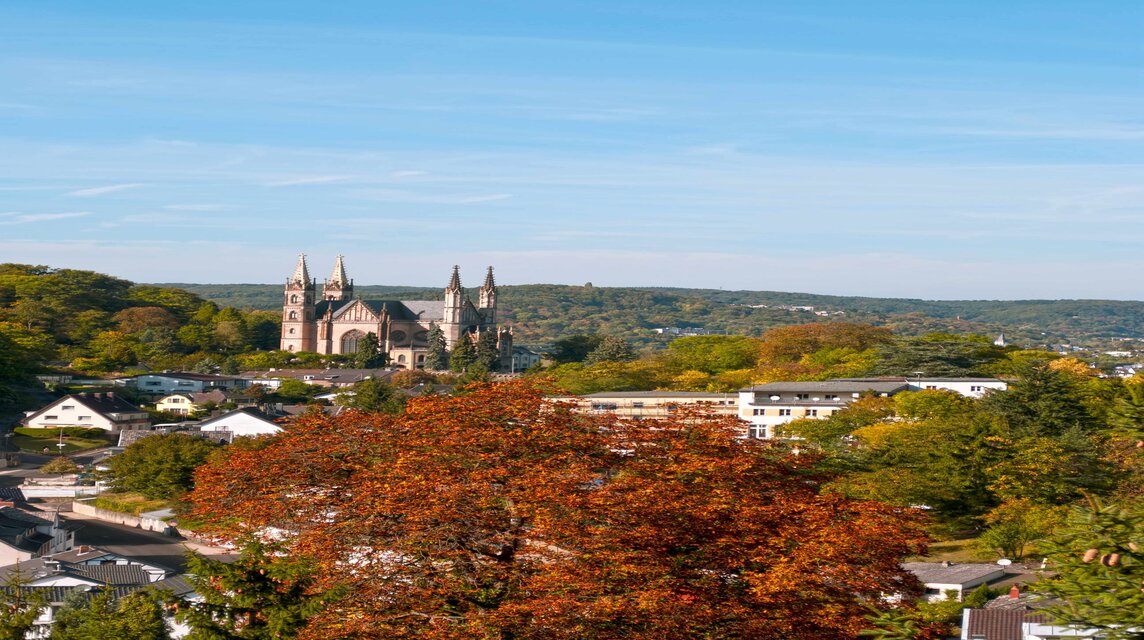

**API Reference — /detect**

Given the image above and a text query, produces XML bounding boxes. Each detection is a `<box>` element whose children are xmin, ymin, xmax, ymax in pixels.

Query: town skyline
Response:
<box><xmin>2</xmin><ymin>2</ymin><xmax>1142</xmax><ymax>299</ymax></box>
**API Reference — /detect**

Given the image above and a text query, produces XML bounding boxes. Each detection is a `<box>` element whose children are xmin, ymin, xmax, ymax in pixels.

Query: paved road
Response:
<box><xmin>62</xmin><ymin>511</ymin><xmax>232</xmax><ymax>572</ymax></box>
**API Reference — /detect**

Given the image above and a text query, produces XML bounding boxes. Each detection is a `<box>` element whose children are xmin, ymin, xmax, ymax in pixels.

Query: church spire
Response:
<box><xmin>447</xmin><ymin>265</ymin><xmax>462</xmax><ymax>291</ymax></box>
<box><xmin>330</xmin><ymin>255</ymin><xmax>348</xmax><ymax>287</ymax></box>
<box><xmin>290</xmin><ymin>254</ymin><xmax>310</xmax><ymax>286</ymax></box>
<box><xmin>322</xmin><ymin>254</ymin><xmax>353</xmax><ymax>301</ymax></box>
<box><xmin>478</xmin><ymin>266</ymin><xmax>497</xmax><ymax>323</ymax></box>
<box><xmin>482</xmin><ymin>266</ymin><xmax>495</xmax><ymax>290</ymax></box>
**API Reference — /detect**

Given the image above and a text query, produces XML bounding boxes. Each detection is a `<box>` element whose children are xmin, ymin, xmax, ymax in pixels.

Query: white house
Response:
<box><xmin>122</xmin><ymin>372</ymin><xmax>248</xmax><ymax>395</ymax></box>
<box><xmin>0</xmin><ymin>508</ymin><xmax>74</xmax><ymax>567</ymax></box>
<box><xmin>197</xmin><ymin>408</ymin><xmax>282</xmax><ymax>439</ymax></box>
<box><xmin>23</xmin><ymin>393</ymin><xmax>150</xmax><ymax>432</ymax></box>
<box><xmin>903</xmin><ymin>562</ymin><xmax>1008</xmax><ymax>602</ymax></box>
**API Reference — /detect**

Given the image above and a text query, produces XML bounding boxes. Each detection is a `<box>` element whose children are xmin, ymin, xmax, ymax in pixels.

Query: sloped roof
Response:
<box><xmin>903</xmin><ymin>562</ymin><xmax>1006</xmax><ymax>586</ymax></box>
<box><xmin>962</xmin><ymin>609</ymin><xmax>1049</xmax><ymax>640</ymax></box>
<box><xmin>740</xmin><ymin>381</ymin><xmax>909</xmax><ymax>394</ymax></box>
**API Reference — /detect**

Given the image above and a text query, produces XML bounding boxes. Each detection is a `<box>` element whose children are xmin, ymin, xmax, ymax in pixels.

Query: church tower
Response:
<box><xmin>322</xmin><ymin>255</ymin><xmax>353</xmax><ymax>301</ymax></box>
<box><xmin>478</xmin><ymin>266</ymin><xmax>497</xmax><ymax>325</ymax></box>
<box><xmin>281</xmin><ymin>254</ymin><xmax>316</xmax><ymax>352</ymax></box>
<box><xmin>443</xmin><ymin>265</ymin><xmax>463</xmax><ymax>325</ymax></box>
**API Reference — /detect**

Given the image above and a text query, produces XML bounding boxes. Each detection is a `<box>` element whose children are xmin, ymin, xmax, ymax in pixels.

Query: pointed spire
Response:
<box><xmin>291</xmin><ymin>254</ymin><xmax>310</xmax><ymax>286</ymax></box>
<box><xmin>447</xmin><ymin>265</ymin><xmax>462</xmax><ymax>291</ymax></box>
<box><xmin>330</xmin><ymin>255</ymin><xmax>348</xmax><ymax>286</ymax></box>
<box><xmin>482</xmin><ymin>266</ymin><xmax>495</xmax><ymax>290</ymax></box>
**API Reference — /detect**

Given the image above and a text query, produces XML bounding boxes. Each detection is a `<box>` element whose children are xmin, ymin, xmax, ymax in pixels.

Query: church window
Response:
<box><xmin>341</xmin><ymin>330</ymin><xmax>365</xmax><ymax>353</ymax></box>
<box><xmin>397</xmin><ymin>355</ymin><xmax>406</xmax><ymax>363</ymax></box>
<box><xmin>288</xmin><ymin>311</ymin><xmax>298</xmax><ymax>320</ymax></box>
<box><xmin>290</xmin><ymin>295</ymin><xmax>299</xmax><ymax>304</ymax></box>
<box><xmin>288</xmin><ymin>328</ymin><xmax>296</xmax><ymax>335</ymax></box>
<box><xmin>288</xmin><ymin>345</ymin><xmax>294</xmax><ymax>352</ymax></box>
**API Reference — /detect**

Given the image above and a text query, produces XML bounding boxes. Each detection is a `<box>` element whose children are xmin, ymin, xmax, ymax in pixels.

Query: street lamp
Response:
<box><xmin>57</xmin><ymin>427</ymin><xmax>66</xmax><ymax>456</ymax></box>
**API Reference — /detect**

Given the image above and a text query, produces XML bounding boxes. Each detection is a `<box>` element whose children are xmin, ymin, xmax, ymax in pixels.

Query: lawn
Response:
<box><xmin>12</xmin><ymin>434</ymin><xmax>109</xmax><ymax>454</ymax></box>
<box><xmin>89</xmin><ymin>492</ymin><xmax>172</xmax><ymax>516</ymax></box>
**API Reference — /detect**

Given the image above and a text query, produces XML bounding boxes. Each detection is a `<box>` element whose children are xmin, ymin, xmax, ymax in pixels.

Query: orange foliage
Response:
<box><xmin>757</xmin><ymin>322</ymin><xmax>893</xmax><ymax>365</ymax></box>
<box><xmin>188</xmin><ymin>382</ymin><xmax>928</xmax><ymax>639</ymax></box>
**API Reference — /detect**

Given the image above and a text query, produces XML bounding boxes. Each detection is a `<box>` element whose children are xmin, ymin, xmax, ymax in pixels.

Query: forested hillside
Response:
<box><xmin>170</xmin><ymin>283</ymin><xmax>1144</xmax><ymax>348</ymax></box>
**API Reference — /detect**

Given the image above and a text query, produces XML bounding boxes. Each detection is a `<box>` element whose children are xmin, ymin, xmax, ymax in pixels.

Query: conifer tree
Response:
<box><xmin>449</xmin><ymin>332</ymin><xmax>477</xmax><ymax>373</ymax></box>
<box><xmin>0</xmin><ymin>566</ymin><xmax>45</xmax><ymax>640</ymax></box>
<box><xmin>423</xmin><ymin>323</ymin><xmax>448</xmax><ymax>371</ymax></box>
<box><xmin>51</xmin><ymin>589</ymin><xmax>168</xmax><ymax>640</ymax></box>
<box><xmin>475</xmin><ymin>330</ymin><xmax>500</xmax><ymax>372</ymax></box>
<box><xmin>585</xmin><ymin>335</ymin><xmax>636</xmax><ymax>365</ymax></box>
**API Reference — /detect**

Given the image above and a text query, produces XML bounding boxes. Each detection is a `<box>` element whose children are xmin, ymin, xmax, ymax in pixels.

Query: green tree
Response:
<box><xmin>544</xmin><ymin>334</ymin><xmax>603</xmax><ymax>364</ymax></box>
<box><xmin>976</xmin><ymin>499</ymin><xmax>1066</xmax><ymax>560</ymax></box>
<box><xmin>0</xmin><ymin>566</ymin><xmax>45</xmax><ymax>640</ymax></box>
<box><xmin>584</xmin><ymin>335</ymin><xmax>637</xmax><ymax>365</ymax></box>
<box><xmin>51</xmin><ymin>588</ymin><xmax>169</xmax><ymax>640</ymax></box>
<box><xmin>449</xmin><ymin>333</ymin><xmax>477</xmax><ymax>373</ymax></box>
<box><xmin>353</xmin><ymin>332</ymin><xmax>385</xmax><ymax>368</ymax></box>
<box><xmin>662</xmin><ymin>335</ymin><xmax>758</xmax><ymax>374</ymax></box>
<box><xmin>1038</xmin><ymin>498</ymin><xmax>1144</xmax><ymax>639</ymax></box>
<box><xmin>107</xmin><ymin>433</ymin><xmax>219</xmax><ymax>500</ymax></box>
<box><xmin>980</xmin><ymin>362</ymin><xmax>1095</xmax><ymax>438</ymax></box>
<box><xmin>423</xmin><ymin>323</ymin><xmax>448</xmax><ymax>371</ymax></box>
<box><xmin>177</xmin><ymin>539</ymin><xmax>334</xmax><ymax>640</ymax></box>
<box><xmin>336</xmin><ymin>378</ymin><xmax>406</xmax><ymax>414</ymax></box>
<box><xmin>475</xmin><ymin>330</ymin><xmax>501</xmax><ymax>372</ymax></box>
<box><xmin>273</xmin><ymin>379</ymin><xmax>322</xmax><ymax>403</ymax></box>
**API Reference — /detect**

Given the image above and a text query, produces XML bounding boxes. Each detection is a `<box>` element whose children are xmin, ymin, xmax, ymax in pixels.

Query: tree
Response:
<box><xmin>980</xmin><ymin>362</ymin><xmax>1095</xmax><ymax>438</ymax></box>
<box><xmin>107</xmin><ymin>433</ymin><xmax>220</xmax><ymax>500</ymax></box>
<box><xmin>336</xmin><ymin>378</ymin><xmax>405</xmax><ymax>414</ymax></box>
<box><xmin>1038</xmin><ymin>497</ymin><xmax>1144</xmax><ymax>639</ymax></box>
<box><xmin>176</xmin><ymin>539</ymin><xmax>333</xmax><ymax>640</ymax></box>
<box><xmin>188</xmin><ymin>382</ymin><xmax>930</xmax><ymax>639</ymax></box>
<box><xmin>544</xmin><ymin>334</ymin><xmax>603</xmax><ymax>364</ymax></box>
<box><xmin>475</xmin><ymin>329</ymin><xmax>501</xmax><ymax>372</ymax></box>
<box><xmin>662</xmin><ymin>335</ymin><xmax>758</xmax><ymax>374</ymax></box>
<box><xmin>353</xmin><ymin>332</ymin><xmax>385</xmax><ymax>368</ymax></box>
<box><xmin>51</xmin><ymin>588</ymin><xmax>169</xmax><ymax>640</ymax></box>
<box><xmin>976</xmin><ymin>499</ymin><xmax>1066</xmax><ymax>560</ymax></box>
<box><xmin>0</xmin><ymin>566</ymin><xmax>45</xmax><ymax>640</ymax></box>
<box><xmin>449</xmin><ymin>332</ymin><xmax>477</xmax><ymax>373</ymax></box>
<box><xmin>423</xmin><ymin>323</ymin><xmax>448</xmax><ymax>371</ymax></box>
<box><xmin>40</xmin><ymin>457</ymin><xmax>80</xmax><ymax>474</ymax></box>
<box><xmin>584</xmin><ymin>335</ymin><xmax>636</xmax><ymax>365</ymax></box>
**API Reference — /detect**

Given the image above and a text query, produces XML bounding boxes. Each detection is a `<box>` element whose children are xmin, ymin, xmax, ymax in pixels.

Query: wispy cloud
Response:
<box><xmin>162</xmin><ymin>204</ymin><xmax>230</xmax><ymax>211</ymax></box>
<box><xmin>65</xmin><ymin>183</ymin><xmax>145</xmax><ymax>197</ymax></box>
<box><xmin>0</xmin><ymin>211</ymin><xmax>91</xmax><ymax>225</ymax></box>
<box><xmin>389</xmin><ymin>170</ymin><xmax>428</xmax><ymax>179</ymax></box>
<box><xmin>265</xmin><ymin>175</ymin><xmax>353</xmax><ymax>187</ymax></box>
<box><xmin>349</xmin><ymin>189</ymin><xmax>512</xmax><ymax>205</ymax></box>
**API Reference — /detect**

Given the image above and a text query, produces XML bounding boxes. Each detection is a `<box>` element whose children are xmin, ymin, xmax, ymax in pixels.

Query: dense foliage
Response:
<box><xmin>187</xmin><ymin>382</ymin><xmax>932</xmax><ymax>639</ymax></box>
<box><xmin>106</xmin><ymin>433</ymin><xmax>221</xmax><ymax>500</ymax></box>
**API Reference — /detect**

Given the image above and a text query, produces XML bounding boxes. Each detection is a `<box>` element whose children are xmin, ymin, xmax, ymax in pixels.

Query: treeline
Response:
<box><xmin>171</xmin><ymin>282</ymin><xmax>1144</xmax><ymax>348</ymax></box>
<box><xmin>534</xmin><ymin>324</ymin><xmax>1069</xmax><ymax>394</ymax></box>
<box><xmin>0</xmin><ymin>264</ymin><xmax>283</xmax><ymax>405</ymax></box>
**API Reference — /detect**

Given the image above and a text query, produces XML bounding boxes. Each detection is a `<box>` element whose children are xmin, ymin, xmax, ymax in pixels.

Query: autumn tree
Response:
<box><xmin>188</xmin><ymin>382</ymin><xmax>930</xmax><ymax>640</ymax></box>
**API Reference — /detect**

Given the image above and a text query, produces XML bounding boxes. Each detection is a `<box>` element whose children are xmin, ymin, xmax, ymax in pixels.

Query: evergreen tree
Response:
<box><xmin>177</xmin><ymin>539</ymin><xmax>333</xmax><ymax>640</ymax></box>
<box><xmin>449</xmin><ymin>333</ymin><xmax>477</xmax><ymax>373</ymax></box>
<box><xmin>353</xmin><ymin>332</ymin><xmax>385</xmax><ymax>368</ymax></box>
<box><xmin>336</xmin><ymin>378</ymin><xmax>406</xmax><ymax>415</ymax></box>
<box><xmin>51</xmin><ymin>588</ymin><xmax>169</xmax><ymax>640</ymax></box>
<box><xmin>584</xmin><ymin>335</ymin><xmax>636</xmax><ymax>365</ymax></box>
<box><xmin>0</xmin><ymin>566</ymin><xmax>45</xmax><ymax>640</ymax></box>
<box><xmin>980</xmin><ymin>362</ymin><xmax>1095</xmax><ymax>438</ymax></box>
<box><xmin>475</xmin><ymin>330</ymin><xmax>500</xmax><ymax>372</ymax></box>
<box><xmin>423</xmin><ymin>323</ymin><xmax>448</xmax><ymax>371</ymax></box>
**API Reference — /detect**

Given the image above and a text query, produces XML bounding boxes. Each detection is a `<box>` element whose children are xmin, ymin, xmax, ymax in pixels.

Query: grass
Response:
<box><xmin>12</xmin><ymin>434</ymin><xmax>108</xmax><ymax>454</ymax></box>
<box><xmin>89</xmin><ymin>492</ymin><xmax>172</xmax><ymax>516</ymax></box>
<box><xmin>910</xmin><ymin>538</ymin><xmax>996</xmax><ymax>564</ymax></box>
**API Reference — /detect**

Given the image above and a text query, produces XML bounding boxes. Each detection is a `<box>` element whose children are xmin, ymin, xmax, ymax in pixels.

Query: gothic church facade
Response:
<box><xmin>280</xmin><ymin>255</ymin><xmax>511</xmax><ymax>369</ymax></box>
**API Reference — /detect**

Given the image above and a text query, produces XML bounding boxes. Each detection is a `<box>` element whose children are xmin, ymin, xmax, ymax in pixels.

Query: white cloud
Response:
<box><xmin>162</xmin><ymin>204</ymin><xmax>230</xmax><ymax>211</ymax></box>
<box><xmin>0</xmin><ymin>212</ymin><xmax>91</xmax><ymax>224</ymax></box>
<box><xmin>65</xmin><ymin>183</ymin><xmax>145</xmax><ymax>197</ymax></box>
<box><xmin>265</xmin><ymin>175</ymin><xmax>353</xmax><ymax>187</ymax></box>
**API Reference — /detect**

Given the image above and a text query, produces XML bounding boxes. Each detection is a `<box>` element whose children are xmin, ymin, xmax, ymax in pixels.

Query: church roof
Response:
<box><xmin>290</xmin><ymin>254</ymin><xmax>310</xmax><ymax>285</ymax></box>
<box><xmin>328</xmin><ymin>255</ymin><xmax>349</xmax><ymax>287</ymax></box>
<box><xmin>317</xmin><ymin>299</ymin><xmax>449</xmax><ymax>323</ymax></box>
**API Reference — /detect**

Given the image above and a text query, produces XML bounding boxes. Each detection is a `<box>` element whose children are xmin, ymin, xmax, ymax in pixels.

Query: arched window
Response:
<box><xmin>341</xmin><ymin>330</ymin><xmax>365</xmax><ymax>354</ymax></box>
<box><xmin>288</xmin><ymin>311</ymin><xmax>298</xmax><ymax>320</ymax></box>
<box><xmin>397</xmin><ymin>355</ymin><xmax>406</xmax><ymax>363</ymax></box>
<box><xmin>288</xmin><ymin>328</ymin><xmax>296</xmax><ymax>335</ymax></box>
<box><xmin>287</xmin><ymin>345</ymin><xmax>294</xmax><ymax>352</ymax></box>
<box><xmin>290</xmin><ymin>294</ymin><xmax>299</xmax><ymax>304</ymax></box>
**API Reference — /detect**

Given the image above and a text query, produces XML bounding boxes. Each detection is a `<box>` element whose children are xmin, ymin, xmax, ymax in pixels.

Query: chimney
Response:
<box><xmin>1009</xmin><ymin>584</ymin><xmax>1020</xmax><ymax>600</ymax></box>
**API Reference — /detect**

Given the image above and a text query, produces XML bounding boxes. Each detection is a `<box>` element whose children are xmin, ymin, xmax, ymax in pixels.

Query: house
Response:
<box><xmin>509</xmin><ymin>346</ymin><xmax>542</xmax><ymax>372</ymax></box>
<box><xmin>196</xmin><ymin>408</ymin><xmax>282</xmax><ymax>439</ymax></box>
<box><xmin>0</xmin><ymin>508</ymin><xmax>74</xmax><ymax>566</ymax></box>
<box><xmin>22</xmin><ymin>393</ymin><xmax>150</xmax><ymax>432</ymax></box>
<box><xmin>154</xmin><ymin>389</ymin><xmax>230</xmax><ymax>416</ymax></box>
<box><xmin>122</xmin><ymin>372</ymin><xmax>248</xmax><ymax>395</ymax></box>
<box><xmin>240</xmin><ymin>367</ymin><xmax>394</xmax><ymax>390</ymax></box>
<box><xmin>552</xmin><ymin>391</ymin><xmax>740</xmax><ymax>420</ymax></box>
<box><xmin>738</xmin><ymin>380</ymin><xmax>909</xmax><ymax>439</ymax></box>
<box><xmin>0</xmin><ymin>546</ymin><xmax>193</xmax><ymax>638</ymax></box>
<box><xmin>737</xmin><ymin>377</ymin><xmax>1008</xmax><ymax>438</ymax></box>
<box><xmin>903</xmin><ymin>562</ymin><xmax>1009</xmax><ymax>602</ymax></box>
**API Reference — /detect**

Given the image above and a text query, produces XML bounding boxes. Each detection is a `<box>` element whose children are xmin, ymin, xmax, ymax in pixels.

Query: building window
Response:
<box><xmin>807</xmin><ymin>409</ymin><xmax>818</xmax><ymax>417</ymax></box>
<box><xmin>925</xmin><ymin>385</ymin><xmax>937</xmax><ymax>390</ymax></box>
<box><xmin>749</xmin><ymin>426</ymin><xmax>767</xmax><ymax>439</ymax></box>
<box><xmin>290</xmin><ymin>294</ymin><xmax>299</xmax><ymax>304</ymax></box>
<box><xmin>590</xmin><ymin>403</ymin><xmax>618</xmax><ymax>411</ymax></box>
<box><xmin>970</xmin><ymin>385</ymin><xmax>983</xmax><ymax>392</ymax></box>
<box><xmin>44</xmin><ymin>415</ymin><xmax>58</xmax><ymax>420</ymax></box>
<box><xmin>78</xmin><ymin>415</ymin><xmax>91</xmax><ymax>421</ymax></box>
<box><xmin>288</xmin><ymin>311</ymin><xmax>298</xmax><ymax>320</ymax></box>
<box><xmin>752</xmin><ymin>408</ymin><xmax>764</xmax><ymax>416</ymax></box>
<box><xmin>288</xmin><ymin>328</ymin><xmax>296</xmax><ymax>335</ymax></box>
<box><xmin>341</xmin><ymin>330</ymin><xmax>365</xmax><ymax>353</ymax></box>
<box><xmin>632</xmin><ymin>402</ymin><xmax>644</xmax><ymax>408</ymax></box>
<box><xmin>62</xmin><ymin>405</ymin><xmax>74</xmax><ymax>410</ymax></box>
<box><xmin>397</xmin><ymin>355</ymin><xmax>406</xmax><ymax>363</ymax></box>
<box><xmin>795</xmin><ymin>393</ymin><xmax>810</xmax><ymax>400</ymax></box>
<box><xmin>824</xmin><ymin>394</ymin><xmax>839</xmax><ymax>401</ymax></box>
<box><xmin>778</xmin><ymin>409</ymin><xmax>792</xmax><ymax>416</ymax></box>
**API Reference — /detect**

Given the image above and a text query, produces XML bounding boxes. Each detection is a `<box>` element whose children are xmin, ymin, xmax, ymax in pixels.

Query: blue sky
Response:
<box><xmin>1</xmin><ymin>1</ymin><xmax>1142</xmax><ymax>299</ymax></box>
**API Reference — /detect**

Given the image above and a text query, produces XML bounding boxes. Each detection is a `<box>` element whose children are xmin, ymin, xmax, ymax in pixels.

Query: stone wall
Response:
<box><xmin>71</xmin><ymin>499</ymin><xmax>179</xmax><ymax>535</ymax></box>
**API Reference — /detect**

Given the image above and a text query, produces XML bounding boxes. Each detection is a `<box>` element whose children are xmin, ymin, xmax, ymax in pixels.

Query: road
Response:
<box><xmin>62</xmin><ymin>511</ymin><xmax>232</xmax><ymax>572</ymax></box>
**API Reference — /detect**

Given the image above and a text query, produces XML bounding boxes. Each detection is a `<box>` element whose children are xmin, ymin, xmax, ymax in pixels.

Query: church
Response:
<box><xmin>280</xmin><ymin>255</ymin><xmax>512</xmax><ymax>370</ymax></box>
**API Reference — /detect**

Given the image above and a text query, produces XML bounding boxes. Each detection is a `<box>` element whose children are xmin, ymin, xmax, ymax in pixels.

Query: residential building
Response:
<box><xmin>553</xmin><ymin>391</ymin><xmax>739</xmax><ymax>420</ymax></box>
<box><xmin>738</xmin><ymin>377</ymin><xmax>1008</xmax><ymax>438</ymax></box>
<box><xmin>122</xmin><ymin>372</ymin><xmax>248</xmax><ymax>395</ymax></box>
<box><xmin>240</xmin><ymin>367</ymin><xmax>394</xmax><ymax>389</ymax></box>
<box><xmin>903</xmin><ymin>562</ymin><xmax>1009</xmax><ymax>602</ymax></box>
<box><xmin>22</xmin><ymin>393</ymin><xmax>150</xmax><ymax>432</ymax></box>
<box><xmin>509</xmin><ymin>346</ymin><xmax>542</xmax><ymax>372</ymax></box>
<box><xmin>154</xmin><ymin>390</ymin><xmax>231</xmax><ymax>416</ymax></box>
<box><xmin>280</xmin><ymin>255</ymin><xmax>512</xmax><ymax>369</ymax></box>
<box><xmin>0</xmin><ymin>508</ymin><xmax>74</xmax><ymax>566</ymax></box>
<box><xmin>196</xmin><ymin>408</ymin><xmax>282</xmax><ymax>439</ymax></box>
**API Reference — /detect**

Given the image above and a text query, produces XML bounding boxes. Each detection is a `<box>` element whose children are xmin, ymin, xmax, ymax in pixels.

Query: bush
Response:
<box><xmin>40</xmin><ymin>457</ymin><xmax>80</xmax><ymax>474</ymax></box>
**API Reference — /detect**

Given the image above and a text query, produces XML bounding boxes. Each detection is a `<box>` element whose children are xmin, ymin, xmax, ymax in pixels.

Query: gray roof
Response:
<box><xmin>962</xmin><ymin>609</ymin><xmax>1049</xmax><ymax>640</ymax></box>
<box><xmin>740</xmin><ymin>381</ymin><xmax>909</xmax><ymax>394</ymax></box>
<box><xmin>903</xmin><ymin>562</ymin><xmax>1007</xmax><ymax>586</ymax></box>
<box><xmin>577</xmin><ymin>391</ymin><xmax>737</xmax><ymax>399</ymax></box>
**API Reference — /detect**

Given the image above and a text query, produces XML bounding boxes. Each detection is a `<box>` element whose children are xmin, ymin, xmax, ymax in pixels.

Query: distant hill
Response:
<box><xmin>162</xmin><ymin>283</ymin><xmax>1144</xmax><ymax>350</ymax></box>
